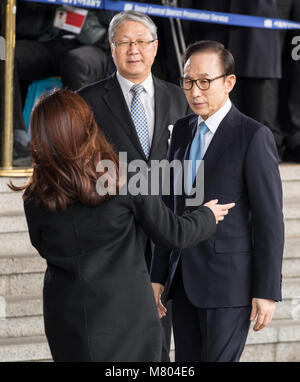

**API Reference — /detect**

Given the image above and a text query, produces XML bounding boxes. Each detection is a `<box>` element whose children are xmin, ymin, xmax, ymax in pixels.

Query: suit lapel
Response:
<box><xmin>175</xmin><ymin>105</ymin><xmax>240</xmax><ymax>212</ymax></box>
<box><xmin>149</xmin><ymin>77</ymin><xmax>169</xmax><ymax>160</ymax></box>
<box><xmin>102</xmin><ymin>74</ymin><xmax>148</xmax><ymax>161</ymax></box>
<box><xmin>183</xmin><ymin>115</ymin><xmax>198</xmax><ymax>162</ymax></box>
<box><xmin>175</xmin><ymin>114</ymin><xmax>198</xmax><ymax>213</ymax></box>
<box><xmin>202</xmin><ymin>104</ymin><xmax>239</xmax><ymax>176</ymax></box>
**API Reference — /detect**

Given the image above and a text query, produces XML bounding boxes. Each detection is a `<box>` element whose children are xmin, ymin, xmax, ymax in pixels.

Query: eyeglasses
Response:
<box><xmin>113</xmin><ymin>40</ymin><xmax>156</xmax><ymax>49</ymax></box>
<box><xmin>180</xmin><ymin>74</ymin><xmax>228</xmax><ymax>91</ymax></box>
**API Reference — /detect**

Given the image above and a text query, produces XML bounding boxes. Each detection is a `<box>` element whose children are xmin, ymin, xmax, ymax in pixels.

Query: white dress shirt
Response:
<box><xmin>116</xmin><ymin>72</ymin><xmax>155</xmax><ymax>145</ymax></box>
<box><xmin>197</xmin><ymin>98</ymin><xmax>232</xmax><ymax>157</ymax></box>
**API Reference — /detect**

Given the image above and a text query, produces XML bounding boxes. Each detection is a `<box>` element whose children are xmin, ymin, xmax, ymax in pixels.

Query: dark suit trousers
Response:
<box><xmin>171</xmin><ymin>265</ymin><xmax>251</xmax><ymax>362</ymax></box>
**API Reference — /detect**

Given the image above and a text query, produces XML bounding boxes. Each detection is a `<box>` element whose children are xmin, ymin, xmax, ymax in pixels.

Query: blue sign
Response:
<box><xmin>20</xmin><ymin>0</ymin><xmax>104</xmax><ymax>10</ymax></box>
<box><xmin>103</xmin><ymin>1</ymin><xmax>300</xmax><ymax>30</ymax></box>
<box><xmin>18</xmin><ymin>0</ymin><xmax>300</xmax><ymax>30</ymax></box>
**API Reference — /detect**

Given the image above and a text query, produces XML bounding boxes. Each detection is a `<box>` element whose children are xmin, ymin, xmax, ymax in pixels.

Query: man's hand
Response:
<box><xmin>250</xmin><ymin>298</ymin><xmax>276</xmax><ymax>331</ymax></box>
<box><xmin>151</xmin><ymin>282</ymin><xmax>167</xmax><ymax>319</ymax></box>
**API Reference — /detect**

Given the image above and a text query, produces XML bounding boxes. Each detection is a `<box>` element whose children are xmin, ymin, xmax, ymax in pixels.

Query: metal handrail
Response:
<box><xmin>0</xmin><ymin>0</ymin><xmax>32</xmax><ymax>177</ymax></box>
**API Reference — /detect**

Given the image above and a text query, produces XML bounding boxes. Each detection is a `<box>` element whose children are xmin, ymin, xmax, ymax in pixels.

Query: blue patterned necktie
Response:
<box><xmin>130</xmin><ymin>84</ymin><xmax>150</xmax><ymax>159</ymax></box>
<box><xmin>186</xmin><ymin>121</ymin><xmax>210</xmax><ymax>194</ymax></box>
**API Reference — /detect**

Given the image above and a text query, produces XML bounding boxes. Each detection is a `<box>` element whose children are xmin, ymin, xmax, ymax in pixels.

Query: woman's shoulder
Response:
<box><xmin>23</xmin><ymin>192</ymin><xmax>139</xmax><ymax>220</ymax></box>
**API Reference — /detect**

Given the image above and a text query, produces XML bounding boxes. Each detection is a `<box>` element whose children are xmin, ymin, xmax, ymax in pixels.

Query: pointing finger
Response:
<box><xmin>221</xmin><ymin>203</ymin><xmax>235</xmax><ymax>210</ymax></box>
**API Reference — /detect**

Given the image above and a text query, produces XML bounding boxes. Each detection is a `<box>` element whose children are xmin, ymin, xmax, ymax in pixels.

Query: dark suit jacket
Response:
<box><xmin>77</xmin><ymin>72</ymin><xmax>190</xmax><ymax>164</ymax></box>
<box><xmin>151</xmin><ymin>103</ymin><xmax>284</xmax><ymax>308</ymax></box>
<box><xmin>188</xmin><ymin>0</ymin><xmax>281</xmax><ymax>78</ymax></box>
<box><xmin>24</xmin><ymin>194</ymin><xmax>216</xmax><ymax>362</ymax></box>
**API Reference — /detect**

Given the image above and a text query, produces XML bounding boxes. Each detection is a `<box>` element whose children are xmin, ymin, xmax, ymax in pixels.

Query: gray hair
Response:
<box><xmin>108</xmin><ymin>11</ymin><xmax>157</xmax><ymax>43</ymax></box>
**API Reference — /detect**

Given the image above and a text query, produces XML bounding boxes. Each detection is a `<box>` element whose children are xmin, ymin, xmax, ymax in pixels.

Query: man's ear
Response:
<box><xmin>110</xmin><ymin>43</ymin><xmax>115</xmax><ymax>59</ymax></box>
<box><xmin>154</xmin><ymin>39</ymin><xmax>158</xmax><ymax>57</ymax></box>
<box><xmin>225</xmin><ymin>74</ymin><xmax>236</xmax><ymax>94</ymax></box>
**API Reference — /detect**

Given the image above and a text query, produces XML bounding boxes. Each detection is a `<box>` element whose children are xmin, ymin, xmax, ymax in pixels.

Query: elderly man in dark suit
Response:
<box><xmin>78</xmin><ymin>10</ymin><xmax>189</xmax><ymax>362</ymax></box>
<box><xmin>78</xmin><ymin>11</ymin><xmax>189</xmax><ymax>165</ymax></box>
<box><xmin>151</xmin><ymin>40</ymin><xmax>284</xmax><ymax>362</ymax></box>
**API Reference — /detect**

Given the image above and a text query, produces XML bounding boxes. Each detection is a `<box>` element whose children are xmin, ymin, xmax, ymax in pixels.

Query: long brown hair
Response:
<box><xmin>10</xmin><ymin>89</ymin><xmax>120</xmax><ymax>212</ymax></box>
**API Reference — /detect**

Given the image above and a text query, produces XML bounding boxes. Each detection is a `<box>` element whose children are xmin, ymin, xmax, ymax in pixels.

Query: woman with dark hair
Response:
<box><xmin>11</xmin><ymin>89</ymin><xmax>234</xmax><ymax>362</ymax></box>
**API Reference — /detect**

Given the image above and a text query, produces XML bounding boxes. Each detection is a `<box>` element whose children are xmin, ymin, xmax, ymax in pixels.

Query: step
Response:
<box><xmin>242</xmin><ymin>319</ymin><xmax>300</xmax><ymax>362</ymax></box>
<box><xmin>0</xmin><ymin>232</ymin><xmax>37</xmax><ymax>257</ymax></box>
<box><xmin>0</xmin><ymin>215</ymin><xmax>28</xmax><ymax>233</ymax></box>
<box><xmin>170</xmin><ymin>341</ymin><xmax>300</xmax><ymax>362</ymax></box>
<box><xmin>169</xmin><ymin>318</ymin><xmax>300</xmax><ymax>348</ymax></box>
<box><xmin>283</xmin><ymin>278</ymin><xmax>300</xmax><ymax>299</ymax></box>
<box><xmin>1</xmin><ymin>295</ymin><xmax>43</xmax><ymax>318</ymax></box>
<box><xmin>0</xmin><ymin>336</ymin><xmax>51</xmax><ymax>362</ymax></box>
<box><xmin>0</xmin><ymin>204</ymin><xmax>298</xmax><ymax>236</ymax></box>
<box><xmin>0</xmin><ymin>272</ymin><xmax>44</xmax><ymax>297</ymax></box>
<box><xmin>245</xmin><ymin>319</ymin><xmax>300</xmax><ymax>346</ymax></box>
<box><xmin>0</xmin><ymin>177</ymin><xmax>298</xmax><ymax>218</ymax></box>
<box><xmin>284</xmin><ymin>219</ymin><xmax>300</xmax><ymax>238</ymax></box>
<box><xmin>284</xmin><ymin>202</ymin><xmax>300</xmax><ymax>219</ymax></box>
<box><xmin>0</xmin><ymin>272</ymin><xmax>294</xmax><ymax>301</ymax></box>
<box><xmin>0</xmin><ymin>315</ymin><xmax>44</xmax><ymax>338</ymax></box>
<box><xmin>241</xmin><ymin>344</ymin><xmax>276</xmax><ymax>362</ymax></box>
<box><xmin>0</xmin><ymin>167</ymin><xmax>299</xmax><ymax>190</ymax></box>
<box><xmin>282</xmin><ymin>180</ymin><xmax>300</xmax><ymax>201</ymax></box>
<box><xmin>7</xmin><ymin>298</ymin><xmax>298</xmax><ymax>332</ymax></box>
<box><xmin>0</xmin><ymin>174</ymin><xmax>298</xmax><ymax>205</ymax></box>
<box><xmin>0</xmin><ymin>214</ymin><xmax>295</xmax><ymax>238</ymax></box>
<box><xmin>274</xmin><ymin>298</ymin><xmax>300</xmax><ymax>320</ymax></box>
<box><xmin>0</xmin><ymin>165</ymin><xmax>299</xmax><ymax>181</ymax></box>
<box><xmin>0</xmin><ymin>177</ymin><xmax>28</xmax><ymax>193</ymax></box>
<box><xmin>279</xmin><ymin>164</ymin><xmax>300</xmax><ymax>181</ymax></box>
<box><xmin>283</xmin><ymin>201</ymin><xmax>300</xmax><ymax>239</ymax></box>
<box><xmin>0</xmin><ymin>192</ymin><xmax>24</xmax><ymax>215</ymax></box>
<box><xmin>284</xmin><ymin>237</ymin><xmax>300</xmax><ymax>259</ymax></box>
<box><xmin>0</xmin><ymin>254</ymin><xmax>46</xmax><ymax>276</ymax></box>
<box><xmin>241</xmin><ymin>342</ymin><xmax>300</xmax><ymax>362</ymax></box>
<box><xmin>282</xmin><ymin>258</ymin><xmax>300</xmax><ymax>278</ymax></box>
<box><xmin>170</xmin><ymin>320</ymin><xmax>300</xmax><ymax>362</ymax></box>
<box><xmin>275</xmin><ymin>342</ymin><xmax>300</xmax><ymax>362</ymax></box>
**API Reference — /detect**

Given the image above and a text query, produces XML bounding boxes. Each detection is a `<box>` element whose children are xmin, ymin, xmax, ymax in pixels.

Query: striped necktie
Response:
<box><xmin>130</xmin><ymin>84</ymin><xmax>150</xmax><ymax>159</ymax></box>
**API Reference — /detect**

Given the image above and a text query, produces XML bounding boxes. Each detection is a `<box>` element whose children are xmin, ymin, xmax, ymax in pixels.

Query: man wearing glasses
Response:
<box><xmin>151</xmin><ymin>40</ymin><xmax>284</xmax><ymax>362</ymax></box>
<box><xmin>78</xmin><ymin>10</ymin><xmax>188</xmax><ymax>168</ymax></box>
<box><xmin>78</xmin><ymin>11</ymin><xmax>189</xmax><ymax>362</ymax></box>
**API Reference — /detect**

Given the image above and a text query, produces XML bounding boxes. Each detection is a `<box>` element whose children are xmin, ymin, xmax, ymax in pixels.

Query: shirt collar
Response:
<box><xmin>116</xmin><ymin>72</ymin><xmax>154</xmax><ymax>97</ymax></box>
<box><xmin>197</xmin><ymin>98</ymin><xmax>232</xmax><ymax>134</ymax></box>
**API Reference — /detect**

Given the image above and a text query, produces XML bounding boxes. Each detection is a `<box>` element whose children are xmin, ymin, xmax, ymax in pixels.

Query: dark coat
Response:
<box><xmin>151</xmin><ymin>104</ymin><xmax>284</xmax><ymax>307</ymax></box>
<box><xmin>24</xmin><ymin>194</ymin><xmax>216</xmax><ymax>361</ymax></box>
<box><xmin>188</xmin><ymin>0</ymin><xmax>281</xmax><ymax>78</ymax></box>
